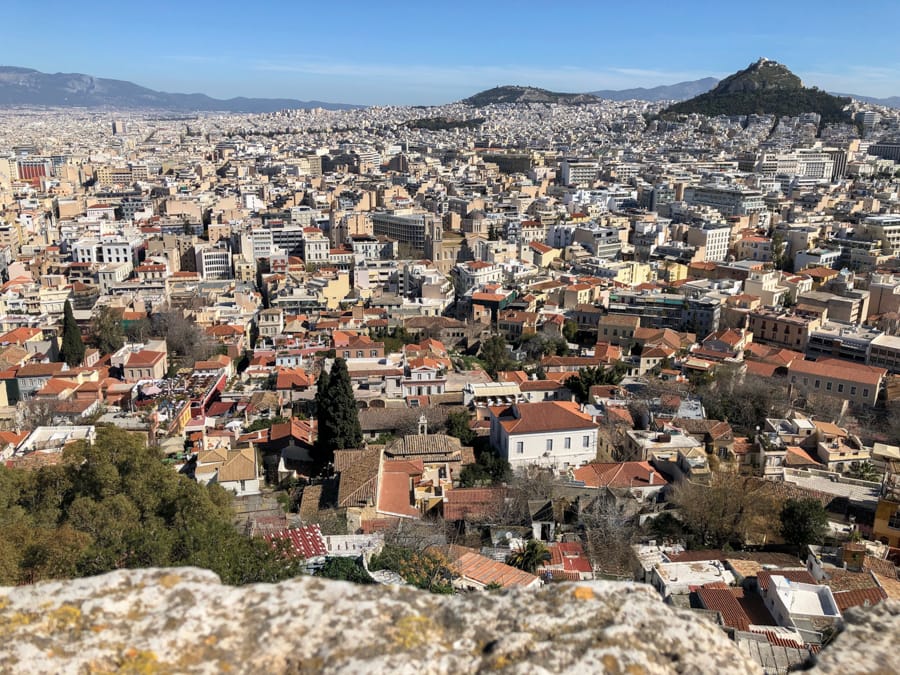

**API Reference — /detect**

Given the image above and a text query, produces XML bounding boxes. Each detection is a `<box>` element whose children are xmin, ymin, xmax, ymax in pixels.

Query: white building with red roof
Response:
<box><xmin>488</xmin><ymin>401</ymin><xmax>598</xmax><ymax>471</ymax></box>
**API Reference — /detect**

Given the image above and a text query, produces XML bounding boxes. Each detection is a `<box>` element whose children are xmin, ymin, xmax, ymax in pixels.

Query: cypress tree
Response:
<box><xmin>59</xmin><ymin>300</ymin><xmax>85</xmax><ymax>367</ymax></box>
<box><xmin>315</xmin><ymin>358</ymin><xmax>362</xmax><ymax>466</ymax></box>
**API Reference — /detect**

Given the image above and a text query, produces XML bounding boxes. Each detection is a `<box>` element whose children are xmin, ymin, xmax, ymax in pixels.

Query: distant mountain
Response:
<box><xmin>832</xmin><ymin>92</ymin><xmax>900</xmax><ymax>108</ymax></box>
<box><xmin>661</xmin><ymin>59</ymin><xmax>852</xmax><ymax>123</ymax></box>
<box><xmin>463</xmin><ymin>85</ymin><xmax>601</xmax><ymax>107</ymax></box>
<box><xmin>590</xmin><ymin>77</ymin><xmax>719</xmax><ymax>102</ymax></box>
<box><xmin>0</xmin><ymin>66</ymin><xmax>360</xmax><ymax>112</ymax></box>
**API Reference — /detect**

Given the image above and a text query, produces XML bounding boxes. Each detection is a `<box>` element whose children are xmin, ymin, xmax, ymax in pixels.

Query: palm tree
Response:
<box><xmin>506</xmin><ymin>539</ymin><xmax>551</xmax><ymax>574</ymax></box>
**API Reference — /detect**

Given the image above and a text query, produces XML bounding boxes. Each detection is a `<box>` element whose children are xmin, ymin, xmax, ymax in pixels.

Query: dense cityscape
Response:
<box><xmin>1</xmin><ymin>52</ymin><xmax>900</xmax><ymax>672</ymax></box>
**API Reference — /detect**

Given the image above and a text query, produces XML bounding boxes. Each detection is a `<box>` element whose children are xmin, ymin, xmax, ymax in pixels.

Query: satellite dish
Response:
<box><xmin>504</xmin><ymin>532</ymin><xmax>513</xmax><ymax>540</ymax></box>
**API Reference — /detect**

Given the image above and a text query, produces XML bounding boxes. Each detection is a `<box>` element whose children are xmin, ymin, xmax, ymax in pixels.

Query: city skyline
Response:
<box><xmin>3</xmin><ymin>0</ymin><xmax>900</xmax><ymax>105</ymax></box>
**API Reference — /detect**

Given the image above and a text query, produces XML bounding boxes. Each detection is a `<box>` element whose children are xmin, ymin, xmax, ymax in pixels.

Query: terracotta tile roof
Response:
<box><xmin>697</xmin><ymin>587</ymin><xmax>752</xmax><ymax>631</ymax></box>
<box><xmin>832</xmin><ymin>587</ymin><xmax>886</xmax><ymax>612</ymax></box>
<box><xmin>874</xmin><ymin>572</ymin><xmax>900</xmax><ymax>600</ymax></box>
<box><xmin>545</xmin><ymin>541</ymin><xmax>592</xmax><ymax>575</ymax></box>
<box><xmin>785</xmin><ymin>446</ymin><xmax>823</xmax><ymax>467</ymax></box>
<box><xmin>265</xmin><ymin>524</ymin><xmax>327</xmax><ymax>559</ymax></box>
<box><xmin>376</xmin><ymin>462</ymin><xmax>420</xmax><ymax>518</ymax></box>
<box><xmin>490</xmin><ymin>401</ymin><xmax>597</xmax><ymax>435</ymax></box>
<box><xmin>788</xmin><ymin>358</ymin><xmax>886</xmax><ymax>387</ymax></box>
<box><xmin>125</xmin><ymin>350</ymin><xmax>165</xmax><ymax>367</ymax></box>
<box><xmin>863</xmin><ymin>556</ymin><xmax>898</xmax><ymax>580</ymax></box>
<box><xmin>824</xmin><ymin>569</ymin><xmax>883</xmax><ymax>593</ymax></box>
<box><xmin>217</xmin><ymin>448</ymin><xmax>257</xmax><ymax>483</ymax></box>
<box><xmin>446</xmin><ymin>545</ymin><xmax>540</xmax><ymax>588</ymax></box>
<box><xmin>335</xmin><ymin>446</ymin><xmax>380</xmax><ymax>508</ymax></box>
<box><xmin>443</xmin><ymin>487</ymin><xmax>507</xmax><ymax>521</ymax></box>
<box><xmin>572</xmin><ymin>461</ymin><xmax>667</xmax><ymax>489</ymax></box>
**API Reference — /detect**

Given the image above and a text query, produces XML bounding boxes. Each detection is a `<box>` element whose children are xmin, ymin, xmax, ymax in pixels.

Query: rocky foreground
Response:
<box><xmin>0</xmin><ymin>568</ymin><xmax>896</xmax><ymax>674</ymax></box>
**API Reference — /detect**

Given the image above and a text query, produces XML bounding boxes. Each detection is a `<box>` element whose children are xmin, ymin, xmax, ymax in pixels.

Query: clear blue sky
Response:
<box><xmin>4</xmin><ymin>1</ymin><xmax>899</xmax><ymax>105</ymax></box>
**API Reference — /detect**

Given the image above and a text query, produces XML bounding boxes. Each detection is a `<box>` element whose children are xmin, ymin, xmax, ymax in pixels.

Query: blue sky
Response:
<box><xmin>4</xmin><ymin>1</ymin><xmax>899</xmax><ymax>105</ymax></box>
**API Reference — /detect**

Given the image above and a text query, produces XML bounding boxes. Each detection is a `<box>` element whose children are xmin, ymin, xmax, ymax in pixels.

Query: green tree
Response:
<box><xmin>91</xmin><ymin>305</ymin><xmax>126</xmax><ymax>355</ymax></box>
<box><xmin>565</xmin><ymin>366</ymin><xmax>624</xmax><ymax>404</ymax></box>
<box><xmin>779</xmin><ymin>498</ymin><xmax>829</xmax><ymax>556</ymax></box>
<box><xmin>563</xmin><ymin>320</ymin><xmax>579</xmax><ymax>343</ymax></box>
<box><xmin>459</xmin><ymin>449</ymin><xmax>512</xmax><ymax>487</ymax></box>
<box><xmin>315</xmin><ymin>358</ymin><xmax>363</xmax><ymax>465</ymax></box>
<box><xmin>316</xmin><ymin>556</ymin><xmax>375</xmax><ymax>584</ymax></box>
<box><xmin>59</xmin><ymin>300</ymin><xmax>85</xmax><ymax>367</ymax></box>
<box><xmin>0</xmin><ymin>426</ymin><xmax>304</xmax><ymax>586</ymax></box>
<box><xmin>846</xmin><ymin>461</ymin><xmax>881</xmax><ymax>482</ymax></box>
<box><xmin>124</xmin><ymin>317</ymin><xmax>152</xmax><ymax>343</ymax></box>
<box><xmin>368</xmin><ymin>544</ymin><xmax>454</xmax><ymax>593</ymax></box>
<box><xmin>506</xmin><ymin>539</ymin><xmax>550</xmax><ymax>575</ymax></box>
<box><xmin>445</xmin><ymin>410</ymin><xmax>475</xmax><ymax>446</ymax></box>
<box><xmin>480</xmin><ymin>335</ymin><xmax>513</xmax><ymax>378</ymax></box>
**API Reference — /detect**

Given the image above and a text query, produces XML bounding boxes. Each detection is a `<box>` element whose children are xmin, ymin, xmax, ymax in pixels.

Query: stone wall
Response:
<box><xmin>0</xmin><ymin>568</ymin><xmax>895</xmax><ymax>674</ymax></box>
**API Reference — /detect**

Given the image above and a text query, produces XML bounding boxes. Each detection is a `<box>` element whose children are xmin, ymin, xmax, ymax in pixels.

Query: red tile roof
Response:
<box><xmin>572</xmin><ymin>461</ymin><xmax>668</xmax><ymax>489</ymax></box>
<box><xmin>490</xmin><ymin>401</ymin><xmax>597</xmax><ymax>435</ymax></box>
<box><xmin>264</xmin><ymin>525</ymin><xmax>327</xmax><ymax>559</ymax></box>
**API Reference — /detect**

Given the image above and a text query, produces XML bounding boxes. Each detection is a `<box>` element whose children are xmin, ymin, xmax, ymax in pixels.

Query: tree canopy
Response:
<box><xmin>565</xmin><ymin>366</ymin><xmax>624</xmax><ymax>404</ymax></box>
<box><xmin>671</xmin><ymin>473</ymin><xmax>779</xmax><ymax>549</ymax></box>
<box><xmin>91</xmin><ymin>305</ymin><xmax>126</xmax><ymax>355</ymax></box>
<box><xmin>59</xmin><ymin>300</ymin><xmax>85</xmax><ymax>367</ymax></box>
<box><xmin>315</xmin><ymin>358</ymin><xmax>363</xmax><ymax>465</ymax></box>
<box><xmin>506</xmin><ymin>539</ymin><xmax>550</xmax><ymax>575</ymax></box>
<box><xmin>0</xmin><ymin>426</ymin><xmax>303</xmax><ymax>585</ymax></box>
<box><xmin>479</xmin><ymin>335</ymin><xmax>514</xmax><ymax>378</ymax></box>
<box><xmin>779</xmin><ymin>498</ymin><xmax>829</xmax><ymax>555</ymax></box>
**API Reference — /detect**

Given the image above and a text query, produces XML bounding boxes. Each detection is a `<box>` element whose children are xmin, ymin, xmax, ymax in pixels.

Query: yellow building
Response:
<box><xmin>873</xmin><ymin>468</ymin><xmax>900</xmax><ymax>547</ymax></box>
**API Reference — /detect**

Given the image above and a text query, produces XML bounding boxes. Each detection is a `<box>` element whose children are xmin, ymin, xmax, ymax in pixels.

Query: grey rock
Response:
<box><xmin>808</xmin><ymin>599</ymin><xmax>900</xmax><ymax>674</ymax></box>
<box><xmin>0</xmin><ymin>567</ymin><xmax>894</xmax><ymax>674</ymax></box>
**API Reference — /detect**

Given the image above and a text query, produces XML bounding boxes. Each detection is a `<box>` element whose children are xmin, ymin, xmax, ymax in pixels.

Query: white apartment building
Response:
<box><xmin>560</xmin><ymin>160</ymin><xmax>599</xmax><ymax>187</ymax></box>
<box><xmin>195</xmin><ymin>243</ymin><xmax>233</xmax><ymax>280</ymax></box>
<box><xmin>453</xmin><ymin>261</ymin><xmax>503</xmax><ymax>293</ymax></box>
<box><xmin>686</xmin><ymin>222</ymin><xmax>733</xmax><ymax>262</ymax></box>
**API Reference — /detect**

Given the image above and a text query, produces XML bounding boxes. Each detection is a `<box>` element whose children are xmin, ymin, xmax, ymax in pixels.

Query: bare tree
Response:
<box><xmin>580</xmin><ymin>492</ymin><xmax>638</xmax><ymax>577</ymax></box>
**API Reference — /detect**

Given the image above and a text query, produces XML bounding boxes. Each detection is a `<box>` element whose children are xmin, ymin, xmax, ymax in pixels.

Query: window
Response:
<box><xmin>863</xmin><ymin>388</ymin><xmax>869</xmax><ymax>399</ymax></box>
<box><xmin>838</xmin><ymin>384</ymin><xmax>844</xmax><ymax>393</ymax></box>
<box><xmin>814</xmin><ymin>379</ymin><xmax>820</xmax><ymax>389</ymax></box>
<box><xmin>564</xmin><ymin>437</ymin><xmax>571</xmax><ymax>449</ymax></box>
<box><xmin>888</xmin><ymin>508</ymin><xmax>900</xmax><ymax>530</ymax></box>
<box><xmin>850</xmin><ymin>386</ymin><xmax>857</xmax><ymax>396</ymax></box>
<box><xmin>826</xmin><ymin>382</ymin><xmax>832</xmax><ymax>391</ymax></box>
<box><xmin>516</xmin><ymin>441</ymin><xmax>524</xmax><ymax>454</ymax></box>
<box><xmin>546</xmin><ymin>439</ymin><xmax>553</xmax><ymax>452</ymax></box>
<box><xmin>583</xmin><ymin>435</ymin><xmax>590</xmax><ymax>447</ymax></box>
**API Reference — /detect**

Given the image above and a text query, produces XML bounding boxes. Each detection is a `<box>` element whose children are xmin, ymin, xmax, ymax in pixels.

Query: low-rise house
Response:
<box><xmin>759</xmin><ymin>574</ymin><xmax>841</xmax><ymax>642</ymax></box>
<box><xmin>124</xmin><ymin>350</ymin><xmax>168</xmax><ymax>382</ymax></box>
<box><xmin>571</xmin><ymin>461</ymin><xmax>668</xmax><ymax>502</ymax></box>
<box><xmin>541</xmin><ymin>541</ymin><xmax>593</xmax><ymax>581</ymax></box>
<box><xmin>489</xmin><ymin>401</ymin><xmax>598</xmax><ymax>472</ymax></box>
<box><xmin>446</xmin><ymin>545</ymin><xmax>542</xmax><ymax>591</ymax></box>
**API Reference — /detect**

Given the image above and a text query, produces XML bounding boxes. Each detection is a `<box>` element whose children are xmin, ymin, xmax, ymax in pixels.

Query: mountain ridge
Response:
<box><xmin>590</xmin><ymin>77</ymin><xmax>719</xmax><ymax>102</ymax></box>
<box><xmin>0</xmin><ymin>66</ymin><xmax>360</xmax><ymax>112</ymax></box>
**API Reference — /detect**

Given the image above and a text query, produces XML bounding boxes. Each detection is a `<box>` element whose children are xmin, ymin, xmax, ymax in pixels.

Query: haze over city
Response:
<box><xmin>4</xmin><ymin>0</ymin><xmax>900</xmax><ymax>104</ymax></box>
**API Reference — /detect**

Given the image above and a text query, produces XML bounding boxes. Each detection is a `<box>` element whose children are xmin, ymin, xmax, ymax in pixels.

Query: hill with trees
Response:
<box><xmin>661</xmin><ymin>58</ymin><xmax>852</xmax><ymax>124</ymax></box>
<box><xmin>463</xmin><ymin>86</ymin><xmax>601</xmax><ymax>107</ymax></box>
